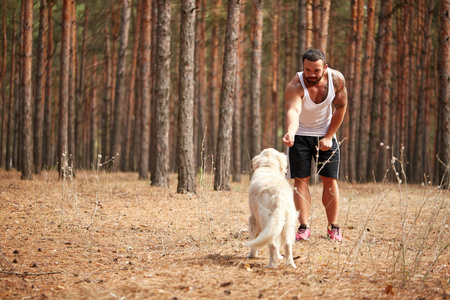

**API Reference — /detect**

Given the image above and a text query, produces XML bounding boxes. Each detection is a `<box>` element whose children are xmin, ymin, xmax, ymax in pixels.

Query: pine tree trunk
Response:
<box><xmin>367</xmin><ymin>0</ymin><xmax>390</xmax><ymax>181</ymax></box>
<box><xmin>437</xmin><ymin>0</ymin><xmax>450</xmax><ymax>186</ymax></box>
<box><xmin>59</xmin><ymin>0</ymin><xmax>71</xmax><ymax>176</ymax></box>
<box><xmin>250</xmin><ymin>0</ymin><xmax>263</xmax><ymax>160</ymax></box>
<box><xmin>195</xmin><ymin>0</ymin><xmax>206</xmax><ymax>170</ymax></box>
<box><xmin>376</xmin><ymin>0</ymin><xmax>392</xmax><ymax>181</ymax></box>
<box><xmin>33</xmin><ymin>0</ymin><xmax>48</xmax><ymax>174</ymax></box>
<box><xmin>101</xmin><ymin>24</ymin><xmax>112</xmax><ymax>161</ymax></box>
<box><xmin>5</xmin><ymin>12</ymin><xmax>15</xmax><ymax>171</ymax></box>
<box><xmin>214</xmin><ymin>0</ymin><xmax>240</xmax><ymax>191</ymax></box>
<box><xmin>207</xmin><ymin>0</ymin><xmax>222</xmax><ymax>164</ymax></box>
<box><xmin>123</xmin><ymin>0</ymin><xmax>141</xmax><ymax>172</ymax></box>
<box><xmin>297</xmin><ymin>0</ymin><xmax>306</xmax><ymax>66</ymax></box>
<box><xmin>43</xmin><ymin>2</ymin><xmax>53</xmax><ymax>169</ymax></box>
<box><xmin>319</xmin><ymin>0</ymin><xmax>331</xmax><ymax>53</ymax></box>
<box><xmin>0</xmin><ymin>2</ymin><xmax>7</xmax><ymax>169</ymax></box>
<box><xmin>68</xmin><ymin>0</ymin><xmax>76</xmax><ymax>168</ymax></box>
<box><xmin>89</xmin><ymin>54</ymin><xmax>98</xmax><ymax>169</ymax></box>
<box><xmin>271</xmin><ymin>0</ymin><xmax>280</xmax><ymax>150</ymax></box>
<box><xmin>77</xmin><ymin>7</ymin><xmax>88</xmax><ymax>168</ymax></box>
<box><xmin>151</xmin><ymin>0</ymin><xmax>171</xmax><ymax>187</ymax></box>
<box><xmin>233</xmin><ymin>3</ymin><xmax>245</xmax><ymax>182</ymax></box>
<box><xmin>111</xmin><ymin>0</ymin><xmax>131</xmax><ymax>172</ymax></box>
<box><xmin>138</xmin><ymin>0</ymin><xmax>151</xmax><ymax>180</ymax></box>
<box><xmin>177</xmin><ymin>0</ymin><xmax>196</xmax><ymax>193</ymax></box>
<box><xmin>21</xmin><ymin>0</ymin><xmax>33</xmax><ymax>180</ymax></box>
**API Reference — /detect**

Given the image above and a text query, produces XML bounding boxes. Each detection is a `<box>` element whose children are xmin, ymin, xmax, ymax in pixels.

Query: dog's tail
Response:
<box><xmin>245</xmin><ymin>207</ymin><xmax>285</xmax><ymax>249</ymax></box>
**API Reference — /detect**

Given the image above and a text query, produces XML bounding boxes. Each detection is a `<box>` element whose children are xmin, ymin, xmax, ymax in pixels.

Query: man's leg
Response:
<box><xmin>320</xmin><ymin>175</ymin><xmax>339</xmax><ymax>225</ymax></box>
<box><xmin>294</xmin><ymin>177</ymin><xmax>311</xmax><ymax>225</ymax></box>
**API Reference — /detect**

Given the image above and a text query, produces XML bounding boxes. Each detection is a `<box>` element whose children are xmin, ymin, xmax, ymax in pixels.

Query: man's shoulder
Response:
<box><xmin>285</xmin><ymin>73</ymin><xmax>304</xmax><ymax>96</ymax></box>
<box><xmin>329</xmin><ymin>69</ymin><xmax>346</xmax><ymax>91</ymax></box>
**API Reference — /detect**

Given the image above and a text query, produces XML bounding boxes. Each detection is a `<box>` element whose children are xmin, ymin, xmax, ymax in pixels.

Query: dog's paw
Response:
<box><xmin>287</xmin><ymin>262</ymin><xmax>297</xmax><ymax>269</ymax></box>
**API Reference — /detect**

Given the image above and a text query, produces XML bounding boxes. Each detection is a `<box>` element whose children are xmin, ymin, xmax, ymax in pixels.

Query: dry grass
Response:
<box><xmin>0</xmin><ymin>168</ymin><xmax>448</xmax><ymax>299</ymax></box>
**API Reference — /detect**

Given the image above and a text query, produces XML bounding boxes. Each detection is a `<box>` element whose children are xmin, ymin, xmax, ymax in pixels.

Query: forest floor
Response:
<box><xmin>0</xmin><ymin>168</ymin><xmax>449</xmax><ymax>299</ymax></box>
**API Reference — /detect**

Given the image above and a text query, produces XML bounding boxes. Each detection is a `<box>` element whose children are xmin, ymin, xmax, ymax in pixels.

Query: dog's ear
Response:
<box><xmin>252</xmin><ymin>154</ymin><xmax>262</xmax><ymax>171</ymax></box>
<box><xmin>277</xmin><ymin>152</ymin><xmax>288</xmax><ymax>174</ymax></box>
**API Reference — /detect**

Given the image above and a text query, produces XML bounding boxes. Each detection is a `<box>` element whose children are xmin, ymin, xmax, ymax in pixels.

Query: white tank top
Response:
<box><xmin>295</xmin><ymin>68</ymin><xmax>335</xmax><ymax>137</ymax></box>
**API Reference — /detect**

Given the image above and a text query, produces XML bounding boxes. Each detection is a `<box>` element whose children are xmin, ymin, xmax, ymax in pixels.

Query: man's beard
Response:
<box><xmin>305</xmin><ymin>73</ymin><xmax>323</xmax><ymax>85</ymax></box>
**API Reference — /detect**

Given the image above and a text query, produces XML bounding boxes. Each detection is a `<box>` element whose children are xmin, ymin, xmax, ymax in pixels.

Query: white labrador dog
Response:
<box><xmin>246</xmin><ymin>148</ymin><xmax>298</xmax><ymax>268</ymax></box>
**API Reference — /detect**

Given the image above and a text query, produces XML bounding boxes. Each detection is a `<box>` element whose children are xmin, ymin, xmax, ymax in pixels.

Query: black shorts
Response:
<box><xmin>288</xmin><ymin>135</ymin><xmax>340</xmax><ymax>179</ymax></box>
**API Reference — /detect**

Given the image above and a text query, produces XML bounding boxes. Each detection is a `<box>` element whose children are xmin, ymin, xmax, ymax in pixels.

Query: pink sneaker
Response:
<box><xmin>296</xmin><ymin>226</ymin><xmax>311</xmax><ymax>241</ymax></box>
<box><xmin>327</xmin><ymin>225</ymin><xmax>343</xmax><ymax>241</ymax></box>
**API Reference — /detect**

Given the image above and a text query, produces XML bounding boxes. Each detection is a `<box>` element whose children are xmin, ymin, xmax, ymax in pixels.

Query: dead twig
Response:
<box><xmin>0</xmin><ymin>270</ymin><xmax>62</xmax><ymax>276</ymax></box>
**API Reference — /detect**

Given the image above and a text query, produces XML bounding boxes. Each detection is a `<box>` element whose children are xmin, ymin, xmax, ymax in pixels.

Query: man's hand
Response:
<box><xmin>283</xmin><ymin>132</ymin><xmax>295</xmax><ymax>147</ymax></box>
<box><xmin>318</xmin><ymin>137</ymin><xmax>332</xmax><ymax>151</ymax></box>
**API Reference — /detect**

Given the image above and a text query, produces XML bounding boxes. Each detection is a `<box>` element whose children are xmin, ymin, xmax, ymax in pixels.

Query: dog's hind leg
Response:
<box><xmin>266</xmin><ymin>243</ymin><xmax>279</xmax><ymax>268</ymax></box>
<box><xmin>284</xmin><ymin>243</ymin><xmax>296</xmax><ymax>268</ymax></box>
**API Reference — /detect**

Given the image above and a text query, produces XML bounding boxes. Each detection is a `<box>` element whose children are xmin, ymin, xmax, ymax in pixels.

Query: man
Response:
<box><xmin>282</xmin><ymin>49</ymin><xmax>347</xmax><ymax>242</ymax></box>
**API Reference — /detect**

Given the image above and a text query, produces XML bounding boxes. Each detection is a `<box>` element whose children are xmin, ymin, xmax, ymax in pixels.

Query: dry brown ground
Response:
<box><xmin>0</xmin><ymin>169</ymin><xmax>448</xmax><ymax>299</ymax></box>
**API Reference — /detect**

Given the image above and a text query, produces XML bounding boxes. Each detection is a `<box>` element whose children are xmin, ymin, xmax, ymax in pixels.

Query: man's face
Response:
<box><xmin>303</xmin><ymin>59</ymin><xmax>327</xmax><ymax>86</ymax></box>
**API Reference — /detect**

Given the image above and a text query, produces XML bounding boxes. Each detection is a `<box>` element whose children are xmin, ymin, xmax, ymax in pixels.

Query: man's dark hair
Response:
<box><xmin>302</xmin><ymin>48</ymin><xmax>327</xmax><ymax>65</ymax></box>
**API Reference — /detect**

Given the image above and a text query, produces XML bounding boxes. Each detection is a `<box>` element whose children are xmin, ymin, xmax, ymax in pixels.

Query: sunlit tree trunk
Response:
<box><xmin>319</xmin><ymin>0</ymin><xmax>331</xmax><ymax>53</ymax></box>
<box><xmin>214</xmin><ymin>0</ymin><xmax>240</xmax><ymax>191</ymax></box>
<box><xmin>21</xmin><ymin>0</ymin><xmax>33</xmax><ymax>180</ymax></box>
<box><xmin>151</xmin><ymin>0</ymin><xmax>171</xmax><ymax>187</ymax></box>
<box><xmin>111</xmin><ymin>0</ymin><xmax>131</xmax><ymax>172</ymax></box>
<box><xmin>177</xmin><ymin>0</ymin><xmax>196</xmax><ymax>193</ymax></box>
<box><xmin>250</xmin><ymin>0</ymin><xmax>263</xmax><ymax>160</ymax></box>
<box><xmin>233</xmin><ymin>2</ymin><xmax>245</xmax><ymax>182</ymax></box>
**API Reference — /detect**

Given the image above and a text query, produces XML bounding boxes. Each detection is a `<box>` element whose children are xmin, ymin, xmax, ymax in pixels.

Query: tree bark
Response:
<box><xmin>207</xmin><ymin>0</ymin><xmax>222</xmax><ymax>164</ymax></box>
<box><xmin>233</xmin><ymin>2</ymin><xmax>245</xmax><ymax>182</ymax></box>
<box><xmin>250</xmin><ymin>0</ymin><xmax>263</xmax><ymax>160</ymax></box>
<box><xmin>0</xmin><ymin>2</ymin><xmax>6</xmax><ymax>169</ymax></box>
<box><xmin>376</xmin><ymin>0</ymin><xmax>392</xmax><ymax>182</ymax></box>
<box><xmin>177</xmin><ymin>0</ymin><xmax>196</xmax><ymax>193</ymax></box>
<box><xmin>43</xmin><ymin>2</ymin><xmax>53</xmax><ymax>169</ymax></box>
<box><xmin>5</xmin><ymin>12</ymin><xmax>16</xmax><ymax>171</ymax></box>
<box><xmin>297</xmin><ymin>0</ymin><xmax>306</xmax><ymax>66</ymax></box>
<box><xmin>111</xmin><ymin>0</ymin><xmax>131</xmax><ymax>172</ymax></box>
<box><xmin>21</xmin><ymin>0</ymin><xmax>34</xmax><ymax>180</ymax></box>
<box><xmin>33</xmin><ymin>0</ymin><xmax>48</xmax><ymax>174</ymax></box>
<box><xmin>195</xmin><ymin>0</ymin><xmax>206</xmax><ymax>170</ymax></box>
<box><xmin>367</xmin><ymin>0</ymin><xmax>390</xmax><ymax>181</ymax></box>
<box><xmin>319</xmin><ymin>0</ymin><xmax>331</xmax><ymax>53</ymax></box>
<box><xmin>138</xmin><ymin>0</ymin><xmax>151</xmax><ymax>180</ymax></box>
<box><xmin>214</xmin><ymin>0</ymin><xmax>241</xmax><ymax>191</ymax></box>
<box><xmin>68</xmin><ymin>0</ymin><xmax>76</xmax><ymax>169</ymax></box>
<box><xmin>151</xmin><ymin>0</ymin><xmax>171</xmax><ymax>187</ymax></box>
<box><xmin>271</xmin><ymin>0</ymin><xmax>280</xmax><ymax>150</ymax></box>
<box><xmin>437</xmin><ymin>0</ymin><xmax>450</xmax><ymax>186</ymax></box>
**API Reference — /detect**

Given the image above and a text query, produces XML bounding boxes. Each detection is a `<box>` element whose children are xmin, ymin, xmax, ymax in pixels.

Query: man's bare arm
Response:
<box><xmin>283</xmin><ymin>76</ymin><xmax>303</xmax><ymax>147</ymax></box>
<box><xmin>319</xmin><ymin>71</ymin><xmax>348</xmax><ymax>150</ymax></box>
